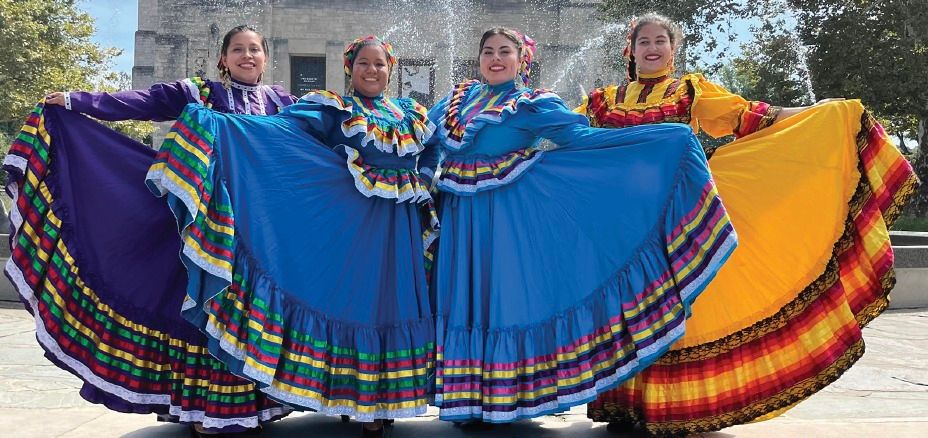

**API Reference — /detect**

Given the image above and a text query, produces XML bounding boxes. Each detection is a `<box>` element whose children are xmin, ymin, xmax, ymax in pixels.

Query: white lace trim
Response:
<box><xmin>680</xmin><ymin>230</ymin><xmax>737</xmax><ymax>302</ymax></box>
<box><xmin>145</xmin><ymin>166</ymin><xmax>233</xmax><ymax>284</ymax></box>
<box><xmin>2</xmin><ymin>127</ymin><xmax>291</xmax><ymax>431</ymax></box>
<box><xmin>167</xmin><ymin>405</ymin><xmax>293</xmax><ymax>429</ymax></box>
<box><xmin>7</xmin><ymin>227</ymin><xmax>279</xmax><ymax>428</ymax></box>
<box><xmin>226</xmin><ymin>83</ymin><xmax>266</xmax><ymax>115</ymax></box>
<box><xmin>422</xmin><ymin>227</ymin><xmax>438</xmax><ymax>252</ymax></box>
<box><xmin>3</xmin><ymin>155</ymin><xmax>27</xmax><ymax>232</ymax></box>
<box><xmin>230</xmin><ymin>81</ymin><xmax>260</xmax><ymax>93</ymax></box>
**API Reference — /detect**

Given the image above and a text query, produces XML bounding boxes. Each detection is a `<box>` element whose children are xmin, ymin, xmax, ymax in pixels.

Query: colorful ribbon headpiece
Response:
<box><xmin>515</xmin><ymin>31</ymin><xmax>537</xmax><ymax>87</ymax></box>
<box><xmin>343</xmin><ymin>35</ymin><xmax>396</xmax><ymax>77</ymax></box>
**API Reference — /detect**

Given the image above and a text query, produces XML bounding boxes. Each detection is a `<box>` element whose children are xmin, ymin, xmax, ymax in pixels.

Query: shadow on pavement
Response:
<box><xmin>120</xmin><ymin>414</ymin><xmax>622</xmax><ymax>438</ymax></box>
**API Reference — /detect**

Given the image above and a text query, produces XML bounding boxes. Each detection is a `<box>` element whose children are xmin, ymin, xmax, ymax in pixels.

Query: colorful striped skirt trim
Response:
<box><xmin>145</xmin><ymin>104</ymin><xmax>436</xmax><ymax>421</ymax></box>
<box><xmin>3</xmin><ymin>104</ymin><xmax>291</xmax><ymax>431</ymax></box>
<box><xmin>587</xmin><ymin>105</ymin><xmax>919</xmax><ymax>436</ymax></box>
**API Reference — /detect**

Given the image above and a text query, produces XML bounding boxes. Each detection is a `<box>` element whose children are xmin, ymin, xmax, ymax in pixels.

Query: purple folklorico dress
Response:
<box><xmin>3</xmin><ymin>77</ymin><xmax>297</xmax><ymax>432</ymax></box>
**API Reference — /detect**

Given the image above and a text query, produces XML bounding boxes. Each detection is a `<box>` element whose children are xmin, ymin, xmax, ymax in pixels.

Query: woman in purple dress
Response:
<box><xmin>46</xmin><ymin>26</ymin><xmax>295</xmax><ymax>119</ymax></box>
<box><xmin>6</xmin><ymin>26</ymin><xmax>294</xmax><ymax>436</ymax></box>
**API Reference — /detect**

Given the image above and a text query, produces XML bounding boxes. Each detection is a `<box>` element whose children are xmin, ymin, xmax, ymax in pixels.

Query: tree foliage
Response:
<box><xmin>788</xmin><ymin>0</ymin><xmax>928</xmax><ymax>216</ymax></box>
<box><xmin>0</xmin><ymin>0</ymin><xmax>153</xmax><ymax>144</ymax></box>
<box><xmin>0</xmin><ymin>0</ymin><xmax>111</xmax><ymax>126</ymax></box>
<box><xmin>721</xmin><ymin>19</ymin><xmax>812</xmax><ymax>107</ymax></box>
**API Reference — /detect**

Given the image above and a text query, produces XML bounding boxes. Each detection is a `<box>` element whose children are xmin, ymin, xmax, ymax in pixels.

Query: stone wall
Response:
<box><xmin>134</xmin><ymin>0</ymin><xmax>621</xmax><ymax>143</ymax></box>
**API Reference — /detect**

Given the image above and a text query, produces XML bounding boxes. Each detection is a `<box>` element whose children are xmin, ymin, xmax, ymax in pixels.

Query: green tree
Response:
<box><xmin>0</xmin><ymin>0</ymin><xmax>113</xmax><ymax>127</ymax></box>
<box><xmin>723</xmin><ymin>19</ymin><xmax>812</xmax><ymax>107</ymax></box>
<box><xmin>0</xmin><ymin>0</ymin><xmax>152</xmax><ymax>144</ymax></box>
<box><xmin>788</xmin><ymin>0</ymin><xmax>928</xmax><ymax>215</ymax></box>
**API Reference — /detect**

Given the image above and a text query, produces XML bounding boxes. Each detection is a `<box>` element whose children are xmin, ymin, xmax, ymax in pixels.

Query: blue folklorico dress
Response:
<box><xmin>3</xmin><ymin>77</ymin><xmax>296</xmax><ymax>431</ymax></box>
<box><xmin>419</xmin><ymin>79</ymin><xmax>738</xmax><ymax>422</ymax></box>
<box><xmin>144</xmin><ymin>90</ymin><xmax>439</xmax><ymax>421</ymax></box>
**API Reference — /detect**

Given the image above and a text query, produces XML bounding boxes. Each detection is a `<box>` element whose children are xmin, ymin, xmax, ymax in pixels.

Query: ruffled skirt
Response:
<box><xmin>145</xmin><ymin>105</ymin><xmax>436</xmax><ymax>421</ymax></box>
<box><xmin>430</xmin><ymin>123</ymin><xmax>738</xmax><ymax>422</ymax></box>
<box><xmin>587</xmin><ymin>101</ymin><xmax>919</xmax><ymax>436</ymax></box>
<box><xmin>3</xmin><ymin>104</ymin><xmax>291</xmax><ymax>432</ymax></box>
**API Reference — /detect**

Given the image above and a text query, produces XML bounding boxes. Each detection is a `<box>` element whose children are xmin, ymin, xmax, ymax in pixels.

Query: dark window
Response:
<box><xmin>290</xmin><ymin>56</ymin><xmax>326</xmax><ymax>96</ymax></box>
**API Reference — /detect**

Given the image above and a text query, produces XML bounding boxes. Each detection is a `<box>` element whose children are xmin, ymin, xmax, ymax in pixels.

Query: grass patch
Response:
<box><xmin>893</xmin><ymin>215</ymin><xmax>928</xmax><ymax>232</ymax></box>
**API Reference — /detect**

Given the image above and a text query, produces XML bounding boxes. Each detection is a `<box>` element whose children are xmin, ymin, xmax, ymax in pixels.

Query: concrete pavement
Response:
<box><xmin>0</xmin><ymin>304</ymin><xmax>925</xmax><ymax>437</ymax></box>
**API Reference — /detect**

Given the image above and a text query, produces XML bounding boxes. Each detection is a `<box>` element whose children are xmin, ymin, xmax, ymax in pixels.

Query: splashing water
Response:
<box><xmin>548</xmin><ymin>22</ymin><xmax>625</xmax><ymax>91</ymax></box>
<box><xmin>160</xmin><ymin>0</ymin><xmax>627</xmax><ymax>102</ymax></box>
<box><xmin>781</xmin><ymin>5</ymin><xmax>817</xmax><ymax>103</ymax></box>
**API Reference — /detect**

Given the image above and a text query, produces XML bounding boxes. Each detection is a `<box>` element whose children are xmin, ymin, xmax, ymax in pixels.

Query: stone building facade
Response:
<box><xmin>133</xmin><ymin>0</ymin><xmax>622</xmax><ymax>139</ymax></box>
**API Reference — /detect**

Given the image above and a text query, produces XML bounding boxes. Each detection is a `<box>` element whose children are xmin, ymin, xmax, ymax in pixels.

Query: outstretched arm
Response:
<box><xmin>45</xmin><ymin>80</ymin><xmax>196</xmax><ymax>122</ymax></box>
<box><xmin>774</xmin><ymin>98</ymin><xmax>845</xmax><ymax>122</ymax></box>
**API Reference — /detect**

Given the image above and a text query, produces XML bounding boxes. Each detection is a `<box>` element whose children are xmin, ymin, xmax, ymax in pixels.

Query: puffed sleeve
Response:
<box><xmin>691</xmin><ymin>78</ymin><xmax>782</xmax><ymax>139</ymax></box>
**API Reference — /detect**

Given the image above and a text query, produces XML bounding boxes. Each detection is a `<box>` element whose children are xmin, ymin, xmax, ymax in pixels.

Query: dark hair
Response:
<box><xmin>626</xmin><ymin>13</ymin><xmax>683</xmax><ymax>81</ymax></box>
<box><xmin>216</xmin><ymin>25</ymin><xmax>269</xmax><ymax>83</ymax></box>
<box><xmin>478</xmin><ymin>27</ymin><xmax>524</xmax><ymax>57</ymax></box>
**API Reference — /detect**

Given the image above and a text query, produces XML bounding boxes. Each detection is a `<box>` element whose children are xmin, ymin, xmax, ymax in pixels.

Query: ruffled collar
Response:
<box><xmin>457</xmin><ymin>80</ymin><xmax>528</xmax><ymax>125</ymax></box>
<box><xmin>435</xmin><ymin>80</ymin><xmax>558</xmax><ymax>151</ymax></box>
<box><xmin>300</xmin><ymin>90</ymin><xmax>433</xmax><ymax>157</ymax></box>
<box><xmin>582</xmin><ymin>73</ymin><xmax>701</xmax><ymax>128</ymax></box>
<box><xmin>348</xmin><ymin>92</ymin><xmax>404</xmax><ymax>124</ymax></box>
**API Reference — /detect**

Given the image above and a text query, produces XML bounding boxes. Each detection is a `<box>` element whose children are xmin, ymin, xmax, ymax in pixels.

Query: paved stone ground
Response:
<box><xmin>0</xmin><ymin>303</ymin><xmax>925</xmax><ymax>437</ymax></box>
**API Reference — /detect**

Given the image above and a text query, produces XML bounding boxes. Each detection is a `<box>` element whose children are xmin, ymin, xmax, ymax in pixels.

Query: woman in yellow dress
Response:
<box><xmin>577</xmin><ymin>12</ymin><xmax>919</xmax><ymax>436</ymax></box>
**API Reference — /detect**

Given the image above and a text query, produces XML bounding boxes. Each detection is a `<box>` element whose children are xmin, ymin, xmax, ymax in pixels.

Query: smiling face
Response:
<box><xmin>350</xmin><ymin>44</ymin><xmax>390</xmax><ymax>97</ymax></box>
<box><xmin>632</xmin><ymin>23</ymin><xmax>674</xmax><ymax>75</ymax></box>
<box><xmin>479</xmin><ymin>34</ymin><xmax>521</xmax><ymax>86</ymax></box>
<box><xmin>219</xmin><ymin>30</ymin><xmax>267</xmax><ymax>84</ymax></box>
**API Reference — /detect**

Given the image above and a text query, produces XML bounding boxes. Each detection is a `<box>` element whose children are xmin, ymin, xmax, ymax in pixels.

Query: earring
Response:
<box><xmin>219</xmin><ymin>65</ymin><xmax>231</xmax><ymax>88</ymax></box>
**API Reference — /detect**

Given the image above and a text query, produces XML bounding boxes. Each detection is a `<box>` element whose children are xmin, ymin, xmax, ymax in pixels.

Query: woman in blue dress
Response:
<box><xmin>419</xmin><ymin>28</ymin><xmax>738</xmax><ymax>424</ymax></box>
<box><xmin>144</xmin><ymin>36</ymin><xmax>437</xmax><ymax>437</ymax></box>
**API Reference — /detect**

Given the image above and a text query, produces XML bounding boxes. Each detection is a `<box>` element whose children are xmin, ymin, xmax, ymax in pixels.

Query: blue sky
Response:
<box><xmin>81</xmin><ymin>0</ymin><xmax>138</xmax><ymax>74</ymax></box>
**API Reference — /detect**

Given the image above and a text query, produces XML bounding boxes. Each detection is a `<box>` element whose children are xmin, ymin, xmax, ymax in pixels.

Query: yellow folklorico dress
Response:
<box><xmin>577</xmin><ymin>69</ymin><xmax>919</xmax><ymax>436</ymax></box>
